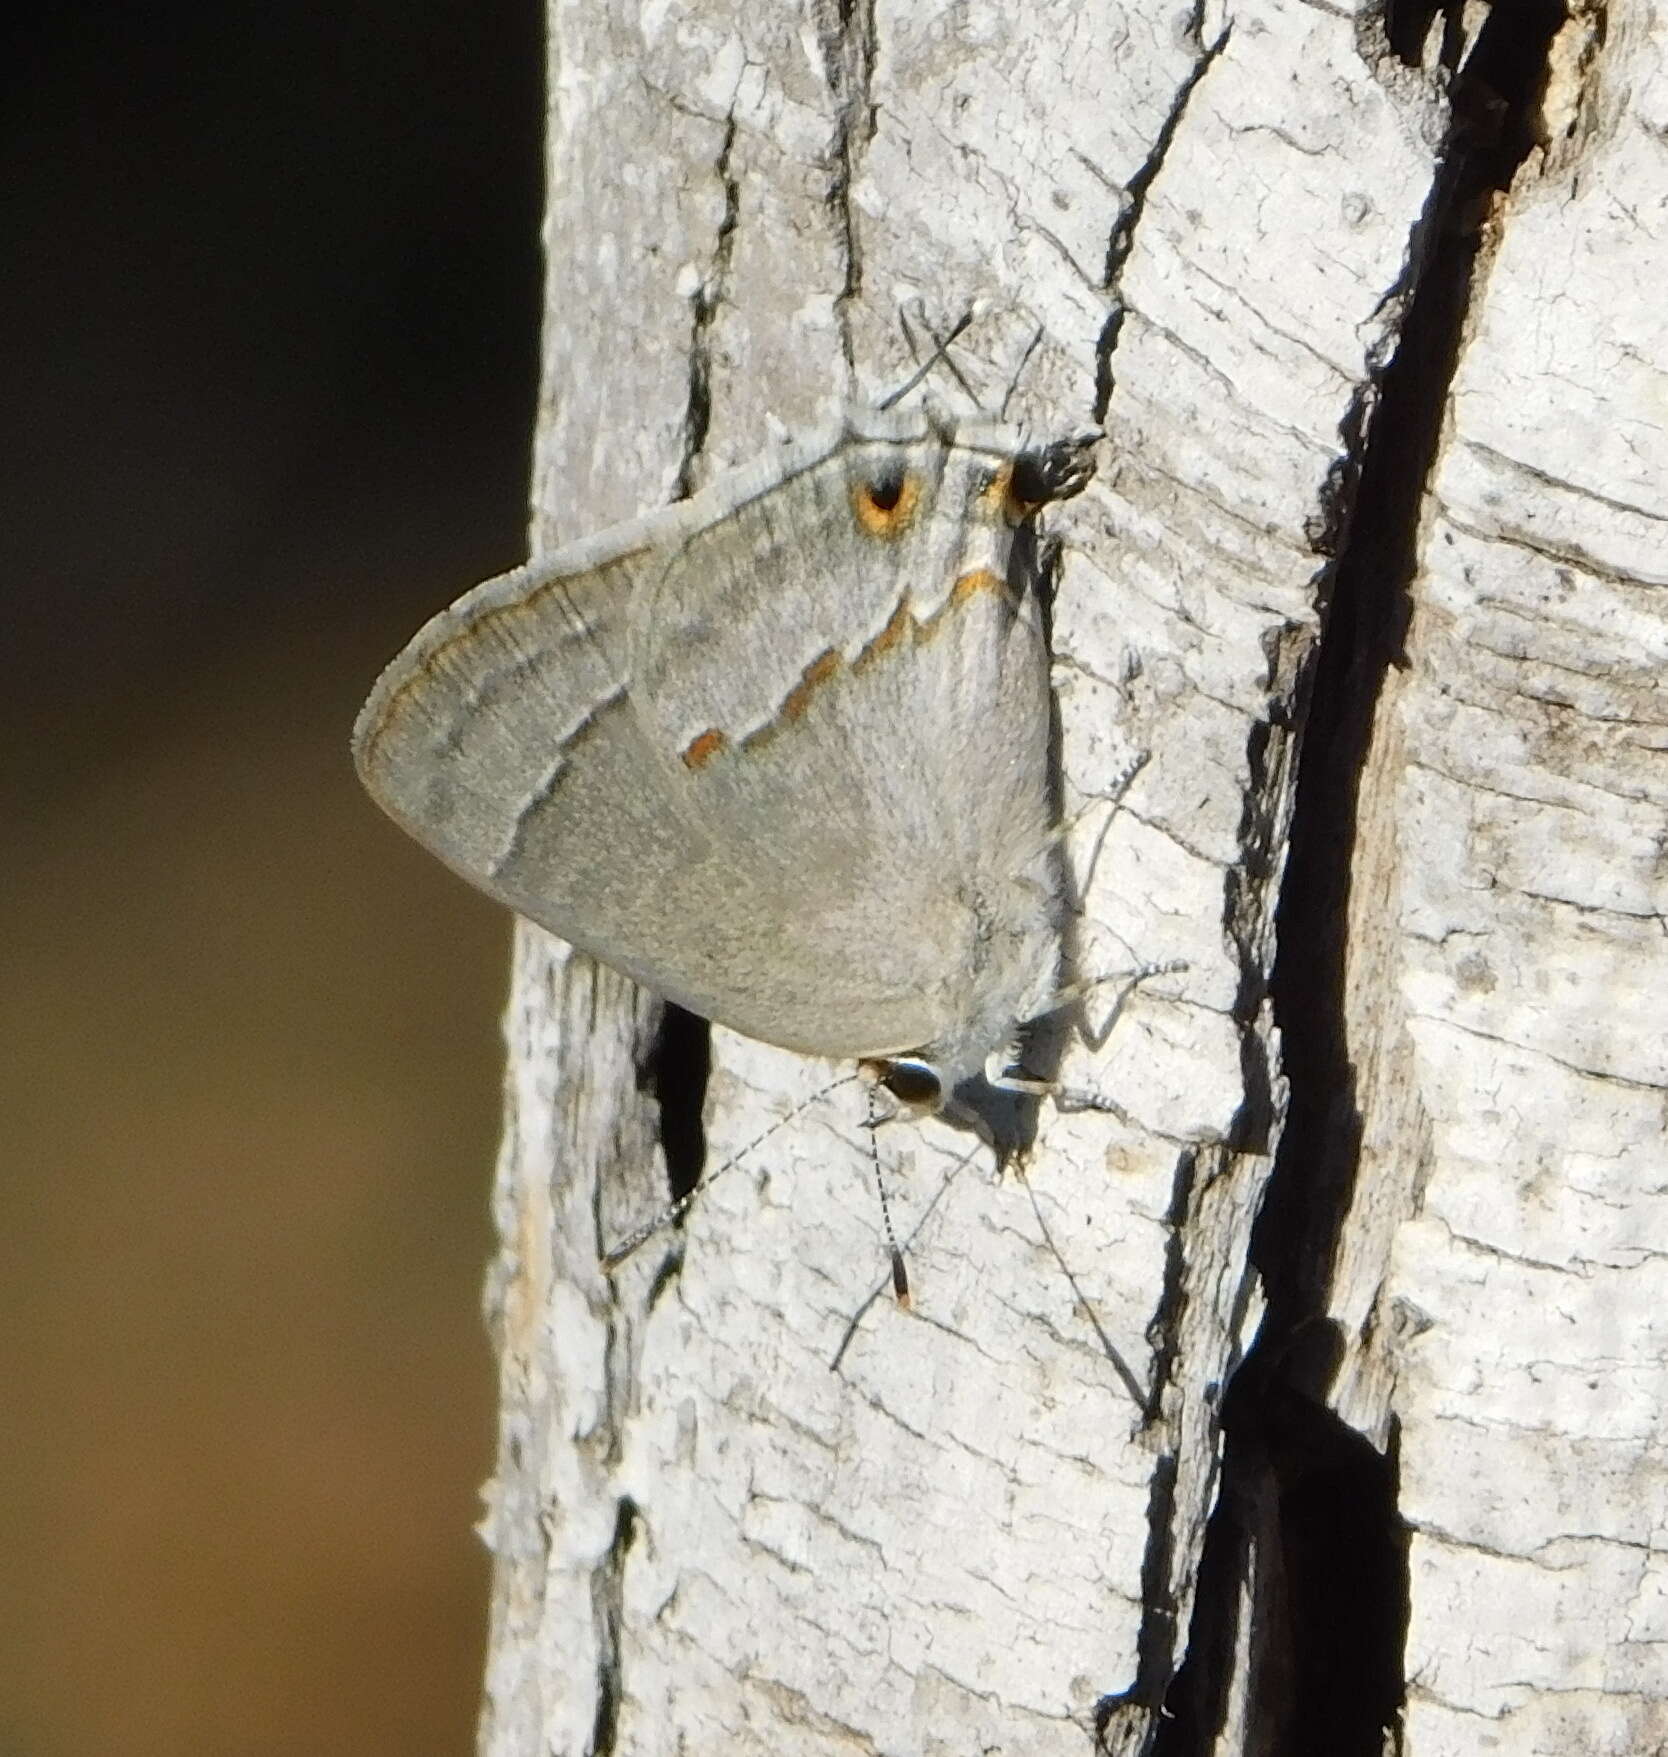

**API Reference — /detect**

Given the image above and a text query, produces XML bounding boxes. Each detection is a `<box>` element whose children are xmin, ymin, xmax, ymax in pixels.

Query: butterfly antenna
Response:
<box><xmin>828</xmin><ymin>1134</ymin><xmax>983</xmax><ymax>1372</ymax></box>
<box><xmin>865</xmin><ymin>1086</ymin><xmax>911</xmax><ymax>1308</ymax></box>
<box><xmin>880</xmin><ymin>307</ymin><xmax>977</xmax><ymax>409</ymax></box>
<box><xmin>599</xmin><ymin>1071</ymin><xmax>857</xmax><ymax>1273</ymax></box>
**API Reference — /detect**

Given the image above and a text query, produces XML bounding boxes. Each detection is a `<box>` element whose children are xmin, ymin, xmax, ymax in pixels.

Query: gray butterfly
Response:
<box><xmin>353</xmin><ymin>404</ymin><xmax>1095</xmax><ymax>1114</ymax></box>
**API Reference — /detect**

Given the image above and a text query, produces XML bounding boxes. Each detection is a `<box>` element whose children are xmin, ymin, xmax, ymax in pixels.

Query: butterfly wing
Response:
<box><xmin>624</xmin><ymin>416</ymin><xmax>1066</xmax><ymax>1067</ymax></box>
<box><xmin>353</xmin><ymin>410</ymin><xmax>1067</xmax><ymax>1065</ymax></box>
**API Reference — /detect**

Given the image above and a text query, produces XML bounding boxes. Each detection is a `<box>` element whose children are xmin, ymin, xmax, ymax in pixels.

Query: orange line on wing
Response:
<box><xmin>853</xmin><ymin>600</ymin><xmax>913</xmax><ymax>669</ymax></box>
<box><xmin>681</xmin><ymin>727</ymin><xmax>727</xmax><ymax>769</ymax></box>
<box><xmin>778</xmin><ymin>649</ymin><xmax>842</xmax><ymax>723</ymax></box>
<box><xmin>736</xmin><ymin>572</ymin><xmax>1018</xmax><ymax>751</ymax></box>
<box><xmin>739</xmin><ymin>646</ymin><xmax>847</xmax><ymax>753</ymax></box>
<box><xmin>950</xmin><ymin>568</ymin><xmax>1005</xmax><ymax>604</ymax></box>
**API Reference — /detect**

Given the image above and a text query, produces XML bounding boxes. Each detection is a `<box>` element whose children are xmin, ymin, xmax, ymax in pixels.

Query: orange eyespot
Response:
<box><xmin>850</xmin><ymin>469</ymin><xmax>921</xmax><ymax>538</ymax></box>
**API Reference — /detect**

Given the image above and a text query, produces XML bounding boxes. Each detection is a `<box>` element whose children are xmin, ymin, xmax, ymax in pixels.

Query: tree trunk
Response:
<box><xmin>475</xmin><ymin>5</ymin><xmax>1666</xmax><ymax>1754</ymax></box>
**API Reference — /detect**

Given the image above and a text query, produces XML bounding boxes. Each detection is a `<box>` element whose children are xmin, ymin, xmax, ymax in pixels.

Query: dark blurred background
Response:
<box><xmin>3</xmin><ymin>6</ymin><xmax>542</xmax><ymax>1751</ymax></box>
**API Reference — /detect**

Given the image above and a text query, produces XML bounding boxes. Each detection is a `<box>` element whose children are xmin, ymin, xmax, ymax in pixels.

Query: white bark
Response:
<box><xmin>1320</xmin><ymin>10</ymin><xmax>1668</xmax><ymax>1754</ymax></box>
<box><xmin>472</xmin><ymin>4</ymin><xmax>1668</xmax><ymax>1754</ymax></box>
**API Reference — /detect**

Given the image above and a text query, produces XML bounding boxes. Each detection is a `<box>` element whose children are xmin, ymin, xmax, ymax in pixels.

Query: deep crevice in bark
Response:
<box><xmin>1097</xmin><ymin>1450</ymin><xmax>1182</xmax><ymax>1750</ymax></box>
<box><xmin>650</xmin><ymin>1002</ymin><xmax>711</xmax><ymax>1205</ymax></box>
<box><xmin>1094</xmin><ymin>1143</ymin><xmax>1209</xmax><ymax>1751</ymax></box>
<box><xmin>1154</xmin><ymin>6</ymin><xmax>1566</xmax><ymax>1753</ymax></box>
<box><xmin>588</xmin><ymin>1494</ymin><xmax>640</xmax><ymax>1756</ymax></box>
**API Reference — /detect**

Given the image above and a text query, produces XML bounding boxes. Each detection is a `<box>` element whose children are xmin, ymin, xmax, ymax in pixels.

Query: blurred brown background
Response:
<box><xmin>3</xmin><ymin>6</ymin><xmax>543</xmax><ymax>1751</ymax></box>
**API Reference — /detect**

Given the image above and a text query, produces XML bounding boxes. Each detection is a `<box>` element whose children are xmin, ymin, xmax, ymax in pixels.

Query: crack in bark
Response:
<box><xmin>1400</xmin><ymin>1009</ymin><xmax>1660</xmax><ymax>1093</ymax></box>
<box><xmin>649</xmin><ymin>1002</ymin><xmax>711</xmax><ymax>1207</ymax></box>
<box><xmin>1093</xmin><ymin>1145</ymin><xmax>1211</xmax><ymax>1754</ymax></box>
<box><xmin>1098</xmin><ymin>1448</ymin><xmax>1183</xmax><ymax>1754</ymax></box>
<box><xmin>589</xmin><ymin>1495</ymin><xmax>640</xmax><ymax>1756</ymax></box>
<box><xmin>675</xmin><ymin>112</ymin><xmax>740</xmax><ymax>503</ymax></box>
<box><xmin>1438</xmin><ymin>503</ymin><xmax>1667</xmax><ymax>588</ymax></box>
<box><xmin>811</xmin><ymin>0</ymin><xmax>878</xmax><ymax>376</ymax></box>
<box><xmin>1154</xmin><ymin>7</ymin><xmax>1574</xmax><ymax>1754</ymax></box>
<box><xmin>1460</xmin><ymin>439</ymin><xmax>1668</xmax><ymax>527</ymax></box>
<box><xmin>1093</xmin><ymin>21</ymin><xmax>1232</xmax><ymax>425</ymax></box>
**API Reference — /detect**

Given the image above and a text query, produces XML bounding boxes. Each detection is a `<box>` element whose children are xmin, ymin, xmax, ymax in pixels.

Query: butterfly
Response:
<box><xmin>354</xmin><ymin>404</ymin><xmax>1095</xmax><ymax>1119</ymax></box>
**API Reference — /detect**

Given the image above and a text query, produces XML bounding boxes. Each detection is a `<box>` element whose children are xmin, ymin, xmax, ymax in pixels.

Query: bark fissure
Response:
<box><xmin>1095</xmin><ymin>1146</ymin><xmax>1203</xmax><ymax>1754</ymax></box>
<box><xmin>590</xmin><ymin>1496</ymin><xmax>643</xmax><ymax>1757</ymax></box>
<box><xmin>675</xmin><ymin>112</ymin><xmax>741</xmax><ymax>503</ymax></box>
<box><xmin>1155</xmin><ymin>9</ymin><xmax>1571</xmax><ymax>1754</ymax></box>
<box><xmin>650</xmin><ymin>1002</ymin><xmax>712</xmax><ymax>1206</ymax></box>
<box><xmin>811</xmin><ymin>0</ymin><xmax>878</xmax><ymax>373</ymax></box>
<box><xmin>588</xmin><ymin>1495</ymin><xmax>640</xmax><ymax>1757</ymax></box>
<box><xmin>1093</xmin><ymin>21</ymin><xmax>1232</xmax><ymax>424</ymax></box>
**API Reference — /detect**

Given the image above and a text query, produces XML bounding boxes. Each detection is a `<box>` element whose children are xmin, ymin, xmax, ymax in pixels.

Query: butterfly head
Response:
<box><xmin>858</xmin><ymin>1055</ymin><xmax>948</xmax><ymax>1118</ymax></box>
